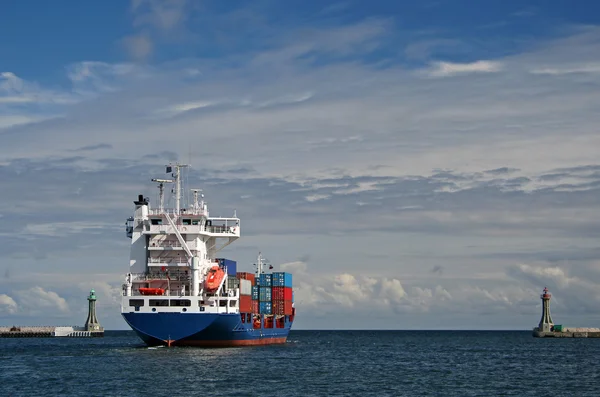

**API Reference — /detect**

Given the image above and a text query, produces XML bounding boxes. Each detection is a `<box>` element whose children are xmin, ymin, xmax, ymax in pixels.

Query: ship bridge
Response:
<box><xmin>123</xmin><ymin>163</ymin><xmax>241</xmax><ymax>301</ymax></box>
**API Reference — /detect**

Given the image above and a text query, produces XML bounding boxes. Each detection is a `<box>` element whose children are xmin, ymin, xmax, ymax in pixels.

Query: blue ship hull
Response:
<box><xmin>122</xmin><ymin>312</ymin><xmax>292</xmax><ymax>347</ymax></box>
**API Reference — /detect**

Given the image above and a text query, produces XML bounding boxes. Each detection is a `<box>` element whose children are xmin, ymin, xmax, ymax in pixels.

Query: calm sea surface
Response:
<box><xmin>1</xmin><ymin>330</ymin><xmax>598</xmax><ymax>396</ymax></box>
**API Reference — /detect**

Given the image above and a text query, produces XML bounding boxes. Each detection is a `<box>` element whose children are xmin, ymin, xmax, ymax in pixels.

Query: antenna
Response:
<box><xmin>190</xmin><ymin>188</ymin><xmax>203</xmax><ymax>212</ymax></box>
<box><xmin>167</xmin><ymin>163</ymin><xmax>190</xmax><ymax>214</ymax></box>
<box><xmin>151</xmin><ymin>178</ymin><xmax>174</xmax><ymax>212</ymax></box>
<box><xmin>256</xmin><ymin>252</ymin><xmax>263</xmax><ymax>277</ymax></box>
<box><xmin>255</xmin><ymin>252</ymin><xmax>272</xmax><ymax>276</ymax></box>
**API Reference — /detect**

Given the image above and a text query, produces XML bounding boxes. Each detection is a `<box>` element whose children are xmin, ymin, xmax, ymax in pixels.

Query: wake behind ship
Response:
<box><xmin>121</xmin><ymin>163</ymin><xmax>295</xmax><ymax>347</ymax></box>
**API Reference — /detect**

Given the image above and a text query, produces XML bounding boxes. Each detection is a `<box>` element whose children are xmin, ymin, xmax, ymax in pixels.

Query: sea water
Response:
<box><xmin>1</xmin><ymin>330</ymin><xmax>598</xmax><ymax>396</ymax></box>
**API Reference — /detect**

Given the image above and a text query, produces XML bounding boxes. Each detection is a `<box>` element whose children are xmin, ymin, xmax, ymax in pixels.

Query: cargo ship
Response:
<box><xmin>120</xmin><ymin>163</ymin><xmax>295</xmax><ymax>347</ymax></box>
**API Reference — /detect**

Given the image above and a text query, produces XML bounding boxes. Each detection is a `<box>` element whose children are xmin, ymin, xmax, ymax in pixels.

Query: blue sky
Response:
<box><xmin>2</xmin><ymin>0</ymin><xmax>598</xmax><ymax>81</ymax></box>
<box><xmin>1</xmin><ymin>0</ymin><xmax>600</xmax><ymax>330</ymax></box>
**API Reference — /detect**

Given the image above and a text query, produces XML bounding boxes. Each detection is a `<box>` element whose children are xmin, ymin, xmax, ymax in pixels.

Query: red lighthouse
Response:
<box><xmin>538</xmin><ymin>287</ymin><xmax>554</xmax><ymax>332</ymax></box>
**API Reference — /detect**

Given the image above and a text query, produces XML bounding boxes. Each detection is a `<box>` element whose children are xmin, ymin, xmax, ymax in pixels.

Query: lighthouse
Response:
<box><xmin>84</xmin><ymin>289</ymin><xmax>103</xmax><ymax>332</ymax></box>
<box><xmin>538</xmin><ymin>287</ymin><xmax>554</xmax><ymax>332</ymax></box>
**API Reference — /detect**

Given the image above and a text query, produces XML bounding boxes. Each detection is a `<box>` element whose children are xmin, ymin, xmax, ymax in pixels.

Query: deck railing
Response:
<box><xmin>149</xmin><ymin>240</ymin><xmax>183</xmax><ymax>248</ymax></box>
<box><xmin>148</xmin><ymin>208</ymin><xmax>206</xmax><ymax>217</ymax></box>
<box><xmin>147</xmin><ymin>257</ymin><xmax>189</xmax><ymax>265</ymax></box>
<box><xmin>146</xmin><ymin>224</ymin><xmax>238</xmax><ymax>235</ymax></box>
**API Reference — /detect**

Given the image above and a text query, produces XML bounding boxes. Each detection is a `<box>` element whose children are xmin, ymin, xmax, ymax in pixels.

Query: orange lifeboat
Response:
<box><xmin>205</xmin><ymin>265</ymin><xmax>225</xmax><ymax>292</ymax></box>
<box><xmin>139</xmin><ymin>288</ymin><xmax>165</xmax><ymax>296</ymax></box>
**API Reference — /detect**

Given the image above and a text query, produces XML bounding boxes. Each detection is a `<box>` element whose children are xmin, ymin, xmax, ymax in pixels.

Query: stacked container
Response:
<box><xmin>236</xmin><ymin>272</ymin><xmax>255</xmax><ymax>285</ymax></box>
<box><xmin>239</xmin><ymin>278</ymin><xmax>252</xmax><ymax>313</ymax></box>
<box><xmin>271</xmin><ymin>272</ymin><xmax>293</xmax><ymax>315</ymax></box>
<box><xmin>258</xmin><ymin>273</ymin><xmax>272</xmax><ymax>314</ymax></box>
<box><xmin>218</xmin><ymin>258</ymin><xmax>237</xmax><ymax>276</ymax></box>
<box><xmin>239</xmin><ymin>279</ymin><xmax>252</xmax><ymax>296</ymax></box>
<box><xmin>227</xmin><ymin>276</ymin><xmax>240</xmax><ymax>290</ymax></box>
<box><xmin>272</xmin><ymin>272</ymin><xmax>292</xmax><ymax>288</ymax></box>
<box><xmin>259</xmin><ymin>301</ymin><xmax>272</xmax><ymax>315</ymax></box>
<box><xmin>259</xmin><ymin>287</ymin><xmax>272</xmax><ymax>302</ymax></box>
<box><xmin>229</xmin><ymin>268</ymin><xmax>295</xmax><ymax>317</ymax></box>
<box><xmin>272</xmin><ymin>300</ymin><xmax>293</xmax><ymax>316</ymax></box>
<box><xmin>236</xmin><ymin>271</ymin><xmax>258</xmax><ymax>314</ymax></box>
<box><xmin>259</xmin><ymin>273</ymin><xmax>272</xmax><ymax>286</ymax></box>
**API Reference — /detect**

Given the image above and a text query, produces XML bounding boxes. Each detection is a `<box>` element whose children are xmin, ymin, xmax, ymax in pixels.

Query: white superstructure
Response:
<box><xmin>121</xmin><ymin>163</ymin><xmax>245</xmax><ymax>315</ymax></box>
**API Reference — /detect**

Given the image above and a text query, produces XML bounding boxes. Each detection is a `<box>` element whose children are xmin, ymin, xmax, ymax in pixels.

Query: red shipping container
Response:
<box><xmin>272</xmin><ymin>287</ymin><xmax>293</xmax><ymax>301</ymax></box>
<box><xmin>236</xmin><ymin>272</ymin><xmax>256</xmax><ymax>285</ymax></box>
<box><xmin>272</xmin><ymin>300</ymin><xmax>293</xmax><ymax>315</ymax></box>
<box><xmin>239</xmin><ymin>295</ymin><xmax>252</xmax><ymax>313</ymax></box>
<box><xmin>251</xmin><ymin>299</ymin><xmax>259</xmax><ymax>314</ymax></box>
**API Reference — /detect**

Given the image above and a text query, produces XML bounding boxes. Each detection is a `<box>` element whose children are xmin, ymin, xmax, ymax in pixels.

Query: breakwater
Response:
<box><xmin>0</xmin><ymin>326</ymin><xmax>104</xmax><ymax>338</ymax></box>
<box><xmin>533</xmin><ymin>327</ymin><xmax>600</xmax><ymax>338</ymax></box>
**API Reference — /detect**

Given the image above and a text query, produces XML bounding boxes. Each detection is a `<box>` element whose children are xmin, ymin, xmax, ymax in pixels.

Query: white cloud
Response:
<box><xmin>287</xmin><ymin>261</ymin><xmax>409</xmax><ymax>313</ymax></box>
<box><xmin>67</xmin><ymin>61</ymin><xmax>137</xmax><ymax>83</ymax></box>
<box><xmin>0</xmin><ymin>72</ymin><xmax>23</xmax><ymax>92</ymax></box>
<box><xmin>15</xmin><ymin>287</ymin><xmax>70</xmax><ymax>315</ymax></box>
<box><xmin>304</xmin><ymin>194</ymin><xmax>330</xmax><ymax>202</ymax></box>
<box><xmin>77</xmin><ymin>281</ymin><xmax>123</xmax><ymax>308</ymax></box>
<box><xmin>1</xmin><ymin>27</ymin><xmax>599</xmax><ymax>183</ymax></box>
<box><xmin>278</xmin><ymin>259</ymin><xmax>549</xmax><ymax>326</ymax></box>
<box><xmin>250</xmin><ymin>17</ymin><xmax>390</xmax><ymax>66</ymax></box>
<box><xmin>121</xmin><ymin>34</ymin><xmax>154</xmax><ymax>60</ymax></box>
<box><xmin>23</xmin><ymin>221</ymin><xmax>116</xmax><ymax>237</ymax></box>
<box><xmin>131</xmin><ymin>0</ymin><xmax>190</xmax><ymax>31</ymax></box>
<box><xmin>124</xmin><ymin>0</ymin><xmax>192</xmax><ymax>60</ymax></box>
<box><xmin>0</xmin><ymin>115</ymin><xmax>53</xmax><ymax>129</ymax></box>
<box><xmin>531</xmin><ymin>63</ymin><xmax>600</xmax><ymax>75</ymax></box>
<box><xmin>424</xmin><ymin>60</ymin><xmax>503</xmax><ymax>77</ymax></box>
<box><xmin>1</xmin><ymin>16</ymin><xmax>600</xmax><ymax>329</ymax></box>
<box><xmin>0</xmin><ymin>71</ymin><xmax>76</xmax><ymax>106</ymax></box>
<box><xmin>0</xmin><ymin>294</ymin><xmax>18</xmax><ymax>314</ymax></box>
<box><xmin>160</xmin><ymin>100</ymin><xmax>214</xmax><ymax>117</ymax></box>
<box><xmin>509</xmin><ymin>263</ymin><xmax>582</xmax><ymax>289</ymax></box>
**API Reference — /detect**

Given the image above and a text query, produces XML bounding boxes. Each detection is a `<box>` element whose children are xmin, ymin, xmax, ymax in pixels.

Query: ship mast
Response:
<box><xmin>191</xmin><ymin>189</ymin><xmax>203</xmax><ymax>213</ymax></box>
<box><xmin>151</xmin><ymin>178</ymin><xmax>173</xmax><ymax>213</ymax></box>
<box><xmin>256</xmin><ymin>252</ymin><xmax>264</xmax><ymax>277</ymax></box>
<box><xmin>167</xmin><ymin>163</ymin><xmax>190</xmax><ymax>214</ymax></box>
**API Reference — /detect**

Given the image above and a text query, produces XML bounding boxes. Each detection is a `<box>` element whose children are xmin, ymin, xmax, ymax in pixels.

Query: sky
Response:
<box><xmin>1</xmin><ymin>0</ymin><xmax>600</xmax><ymax>331</ymax></box>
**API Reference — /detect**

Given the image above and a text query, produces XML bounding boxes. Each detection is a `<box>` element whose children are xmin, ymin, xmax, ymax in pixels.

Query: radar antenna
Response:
<box><xmin>151</xmin><ymin>178</ymin><xmax>174</xmax><ymax>213</ymax></box>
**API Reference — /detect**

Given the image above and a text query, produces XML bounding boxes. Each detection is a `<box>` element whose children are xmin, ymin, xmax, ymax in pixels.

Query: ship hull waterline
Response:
<box><xmin>122</xmin><ymin>312</ymin><xmax>291</xmax><ymax>347</ymax></box>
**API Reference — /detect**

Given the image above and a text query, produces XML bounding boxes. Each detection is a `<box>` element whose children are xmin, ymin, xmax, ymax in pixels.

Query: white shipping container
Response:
<box><xmin>240</xmin><ymin>279</ymin><xmax>252</xmax><ymax>296</ymax></box>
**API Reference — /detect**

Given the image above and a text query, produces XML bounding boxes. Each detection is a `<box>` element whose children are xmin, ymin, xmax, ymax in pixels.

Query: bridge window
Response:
<box><xmin>149</xmin><ymin>299</ymin><xmax>168</xmax><ymax>306</ymax></box>
<box><xmin>182</xmin><ymin>219</ymin><xmax>191</xmax><ymax>225</ymax></box>
<box><xmin>170</xmin><ymin>299</ymin><xmax>191</xmax><ymax>307</ymax></box>
<box><xmin>129</xmin><ymin>299</ymin><xmax>144</xmax><ymax>307</ymax></box>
